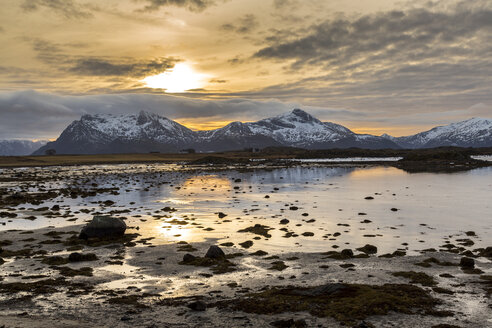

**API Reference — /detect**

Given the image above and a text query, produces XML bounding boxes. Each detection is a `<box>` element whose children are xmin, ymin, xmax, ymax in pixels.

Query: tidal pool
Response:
<box><xmin>1</xmin><ymin>163</ymin><xmax>491</xmax><ymax>255</ymax></box>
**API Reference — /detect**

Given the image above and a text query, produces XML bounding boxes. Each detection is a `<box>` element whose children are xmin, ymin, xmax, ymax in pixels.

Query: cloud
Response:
<box><xmin>21</xmin><ymin>0</ymin><xmax>94</xmax><ymax>19</ymax></box>
<box><xmin>68</xmin><ymin>57</ymin><xmax>179</xmax><ymax>77</ymax></box>
<box><xmin>221</xmin><ymin>14</ymin><xmax>258</xmax><ymax>34</ymax></box>
<box><xmin>255</xmin><ymin>1</ymin><xmax>492</xmax><ymax>67</ymax></box>
<box><xmin>136</xmin><ymin>0</ymin><xmax>217</xmax><ymax>13</ymax></box>
<box><xmin>25</xmin><ymin>38</ymin><xmax>180</xmax><ymax>78</ymax></box>
<box><xmin>0</xmin><ymin>90</ymin><xmax>490</xmax><ymax>140</ymax></box>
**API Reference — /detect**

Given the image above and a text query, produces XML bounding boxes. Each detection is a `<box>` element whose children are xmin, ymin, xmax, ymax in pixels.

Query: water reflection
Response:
<box><xmin>1</xmin><ymin>164</ymin><xmax>491</xmax><ymax>254</ymax></box>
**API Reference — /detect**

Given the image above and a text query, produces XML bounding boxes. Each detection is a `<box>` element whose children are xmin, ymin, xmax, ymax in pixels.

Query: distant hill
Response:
<box><xmin>0</xmin><ymin>140</ymin><xmax>48</xmax><ymax>156</ymax></box>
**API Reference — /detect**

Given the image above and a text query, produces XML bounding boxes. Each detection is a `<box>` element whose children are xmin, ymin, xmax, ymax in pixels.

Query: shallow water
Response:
<box><xmin>1</xmin><ymin>163</ymin><xmax>491</xmax><ymax>254</ymax></box>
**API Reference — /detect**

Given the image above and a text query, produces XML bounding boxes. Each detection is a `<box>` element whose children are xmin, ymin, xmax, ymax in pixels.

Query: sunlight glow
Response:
<box><xmin>142</xmin><ymin>63</ymin><xmax>208</xmax><ymax>93</ymax></box>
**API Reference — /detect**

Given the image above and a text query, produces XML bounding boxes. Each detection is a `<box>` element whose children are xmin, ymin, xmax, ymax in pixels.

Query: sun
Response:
<box><xmin>142</xmin><ymin>63</ymin><xmax>208</xmax><ymax>93</ymax></box>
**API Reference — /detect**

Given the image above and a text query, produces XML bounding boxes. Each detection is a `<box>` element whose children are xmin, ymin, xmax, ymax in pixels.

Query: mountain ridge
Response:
<box><xmin>24</xmin><ymin>110</ymin><xmax>492</xmax><ymax>155</ymax></box>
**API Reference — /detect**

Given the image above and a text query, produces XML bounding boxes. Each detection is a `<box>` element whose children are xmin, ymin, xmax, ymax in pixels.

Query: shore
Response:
<box><xmin>0</xmin><ymin>160</ymin><xmax>491</xmax><ymax>327</ymax></box>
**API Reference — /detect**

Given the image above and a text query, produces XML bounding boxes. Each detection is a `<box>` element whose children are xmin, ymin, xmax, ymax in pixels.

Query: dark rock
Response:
<box><xmin>356</xmin><ymin>244</ymin><xmax>378</xmax><ymax>255</ymax></box>
<box><xmin>183</xmin><ymin>254</ymin><xmax>197</xmax><ymax>263</ymax></box>
<box><xmin>68</xmin><ymin>252</ymin><xmax>98</xmax><ymax>262</ymax></box>
<box><xmin>271</xmin><ymin>318</ymin><xmax>307</xmax><ymax>328</ymax></box>
<box><xmin>79</xmin><ymin>216</ymin><xmax>126</xmax><ymax>239</ymax></box>
<box><xmin>280</xmin><ymin>219</ymin><xmax>289</xmax><ymax>225</ymax></box>
<box><xmin>205</xmin><ymin>245</ymin><xmax>225</xmax><ymax>259</ymax></box>
<box><xmin>187</xmin><ymin>300</ymin><xmax>207</xmax><ymax>311</ymax></box>
<box><xmin>459</xmin><ymin>257</ymin><xmax>475</xmax><ymax>268</ymax></box>
<box><xmin>341</xmin><ymin>249</ymin><xmax>354</xmax><ymax>258</ymax></box>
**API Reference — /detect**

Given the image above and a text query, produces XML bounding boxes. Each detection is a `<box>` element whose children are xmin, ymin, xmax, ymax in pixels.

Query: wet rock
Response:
<box><xmin>341</xmin><ymin>249</ymin><xmax>354</xmax><ymax>258</ymax></box>
<box><xmin>239</xmin><ymin>240</ymin><xmax>253</xmax><ymax>249</ymax></box>
<box><xmin>182</xmin><ymin>253</ymin><xmax>197</xmax><ymax>263</ymax></box>
<box><xmin>270</xmin><ymin>318</ymin><xmax>307</xmax><ymax>328</ymax></box>
<box><xmin>205</xmin><ymin>245</ymin><xmax>226</xmax><ymax>259</ymax></box>
<box><xmin>187</xmin><ymin>300</ymin><xmax>207</xmax><ymax>311</ymax></box>
<box><xmin>280</xmin><ymin>219</ymin><xmax>289</xmax><ymax>225</ymax></box>
<box><xmin>459</xmin><ymin>257</ymin><xmax>474</xmax><ymax>268</ymax></box>
<box><xmin>479</xmin><ymin>246</ymin><xmax>492</xmax><ymax>258</ymax></box>
<box><xmin>68</xmin><ymin>252</ymin><xmax>98</xmax><ymax>262</ymax></box>
<box><xmin>356</xmin><ymin>244</ymin><xmax>377</xmax><ymax>255</ymax></box>
<box><xmin>79</xmin><ymin>216</ymin><xmax>126</xmax><ymax>240</ymax></box>
<box><xmin>238</xmin><ymin>224</ymin><xmax>273</xmax><ymax>238</ymax></box>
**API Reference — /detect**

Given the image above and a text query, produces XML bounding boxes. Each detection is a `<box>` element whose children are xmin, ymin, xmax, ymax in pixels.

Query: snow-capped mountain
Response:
<box><xmin>382</xmin><ymin>118</ymin><xmax>492</xmax><ymax>148</ymax></box>
<box><xmin>33</xmin><ymin>109</ymin><xmax>398</xmax><ymax>154</ymax></box>
<box><xmin>34</xmin><ymin>111</ymin><xmax>195</xmax><ymax>155</ymax></box>
<box><xmin>0</xmin><ymin>140</ymin><xmax>48</xmax><ymax>156</ymax></box>
<box><xmin>198</xmin><ymin>109</ymin><xmax>397</xmax><ymax>150</ymax></box>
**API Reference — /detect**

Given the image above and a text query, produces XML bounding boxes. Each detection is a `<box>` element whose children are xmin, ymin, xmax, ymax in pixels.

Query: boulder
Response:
<box><xmin>79</xmin><ymin>216</ymin><xmax>126</xmax><ymax>239</ymax></box>
<box><xmin>182</xmin><ymin>253</ymin><xmax>197</xmax><ymax>263</ymax></box>
<box><xmin>187</xmin><ymin>300</ymin><xmax>207</xmax><ymax>311</ymax></box>
<box><xmin>459</xmin><ymin>257</ymin><xmax>475</xmax><ymax>268</ymax></box>
<box><xmin>205</xmin><ymin>245</ymin><xmax>225</xmax><ymax>259</ymax></box>
<box><xmin>356</xmin><ymin>244</ymin><xmax>378</xmax><ymax>255</ymax></box>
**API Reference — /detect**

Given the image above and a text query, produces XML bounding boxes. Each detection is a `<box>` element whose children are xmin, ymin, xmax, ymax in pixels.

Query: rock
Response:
<box><xmin>280</xmin><ymin>219</ymin><xmax>289</xmax><ymax>225</ymax></box>
<box><xmin>271</xmin><ymin>318</ymin><xmax>307</xmax><ymax>328</ymax></box>
<box><xmin>183</xmin><ymin>254</ymin><xmax>197</xmax><ymax>263</ymax></box>
<box><xmin>68</xmin><ymin>252</ymin><xmax>98</xmax><ymax>262</ymax></box>
<box><xmin>239</xmin><ymin>240</ymin><xmax>253</xmax><ymax>248</ymax></box>
<box><xmin>356</xmin><ymin>244</ymin><xmax>378</xmax><ymax>255</ymax></box>
<box><xmin>79</xmin><ymin>216</ymin><xmax>126</xmax><ymax>239</ymax></box>
<box><xmin>459</xmin><ymin>257</ymin><xmax>475</xmax><ymax>268</ymax></box>
<box><xmin>205</xmin><ymin>245</ymin><xmax>225</xmax><ymax>259</ymax></box>
<box><xmin>390</xmin><ymin>208</ymin><xmax>398</xmax><ymax>212</ymax></box>
<box><xmin>187</xmin><ymin>300</ymin><xmax>207</xmax><ymax>311</ymax></box>
<box><xmin>217</xmin><ymin>212</ymin><xmax>227</xmax><ymax>218</ymax></box>
<box><xmin>479</xmin><ymin>246</ymin><xmax>492</xmax><ymax>258</ymax></box>
<box><xmin>341</xmin><ymin>249</ymin><xmax>354</xmax><ymax>258</ymax></box>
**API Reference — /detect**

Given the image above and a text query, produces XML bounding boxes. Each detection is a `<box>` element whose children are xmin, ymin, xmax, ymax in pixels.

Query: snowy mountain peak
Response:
<box><xmin>391</xmin><ymin>117</ymin><xmax>492</xmax><ymax>148</ymax></box>
<box><xmin>277</xmin><ymin>108</ymin><xmax>321</xmax><ymax>124</ymax></box>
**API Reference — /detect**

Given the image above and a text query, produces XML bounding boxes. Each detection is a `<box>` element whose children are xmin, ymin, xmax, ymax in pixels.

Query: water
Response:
<box><xmin>1</xmin><ymin>163</ymin><xmax>491</xmax><ymax>254</ymax></box>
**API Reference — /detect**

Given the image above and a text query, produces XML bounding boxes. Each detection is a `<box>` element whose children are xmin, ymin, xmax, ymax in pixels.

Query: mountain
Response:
<box><xmin>35</xmin><ymin>111</ymin><xmax>195</xmax><ymax>155</ymax></box>
<box><xmin>198</xmin><ymin>109</ymin><xmax>397</xmax><ymax>150</ymax></box>
<box><xmin>33</xmin><ymin>109</ymin><xmax>398</xmax><ymax>154</ymax></box>
<box><xmin>0</xmin><ymin>140</ymin><xmax>48</xmax><ymax>156</ymax></box>
<box><xmin>382</xmin><ymin>118</ymin><xmax>492</xmax><ymax>148</ymax></box>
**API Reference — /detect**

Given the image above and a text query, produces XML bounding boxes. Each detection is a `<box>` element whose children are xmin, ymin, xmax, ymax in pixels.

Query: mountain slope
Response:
<box><xmin>383</xmin><ymin>118</ymin><xmax>492</xmax><ymax>148</ymax></box>
<box><xmin>0</xmin><ymin>140</ymin><xmax>48</xmax><ymax>156</ymax></box>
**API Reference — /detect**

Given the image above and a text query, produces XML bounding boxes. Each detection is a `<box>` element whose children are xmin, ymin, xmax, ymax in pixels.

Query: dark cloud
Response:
<box><xmin>25</xmin><ymin>38</ymin><xmax>179</xmax><ymax>78</ymax></box>
<box><xmin>209</xmin><ymin>78</ymin><xmax>227</xmax><ymax>83</ymax></box>
<box><xmin>244</xmin><ymin>1</ymin><xmax>492</xmax><ymax>115</ymax></box>
<box><xmin>255</xmin><ymin>2</ymin><xmax>492</xmax><ymax>66</ymax></box>
<box><xmin>68</xmin><ymin>57</ymin><xmax>179</xmax><ymax>77</ymax></box>
<box><xmin>272</xmin><ymin>0</ymin><xmax>298</xmax><ymax>10</ymax></box>
<box><xmin>21</xmin><ymin>0</ymin><xmax>94</xmax><ymax>19</ymax></box>
<box><xmin>221</xmin><ymin>14</ymin><xmax>258</xmax><ymax>34</ymax></box>
<box><xmin>136</xmin><ymin>0</ymin><xmax>216</xmax><ymax>13</ymax></box>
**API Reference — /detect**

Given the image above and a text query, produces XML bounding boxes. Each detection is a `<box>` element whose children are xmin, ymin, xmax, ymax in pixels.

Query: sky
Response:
<box><xmin>0</xmin><ymin>0</ymin><xmax>491</xmax><ymax>140</ymax></box>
